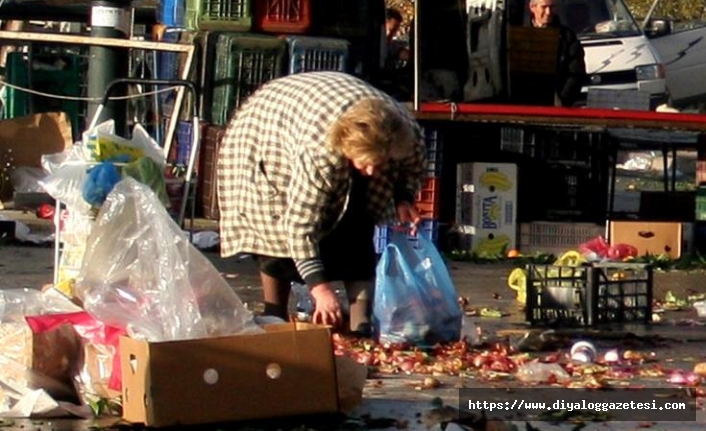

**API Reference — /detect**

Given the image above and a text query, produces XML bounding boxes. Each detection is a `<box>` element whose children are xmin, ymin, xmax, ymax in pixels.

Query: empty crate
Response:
<box><xmin>186</xmin><ymin>0</ymin><xmax>252</xmax><ymax>31</ymax></box>
<box><xmin>210</xmin><ymin>33</ymin><xmax>286</xmax><ymax>125</ymax></box>
<box><xmin>525</xmin><ymin>262</ymin><xmax>653</xmax><ymax>327</ymax></box>
<box><xmin>285</xmin><ymin>35</ymin><xmax>349</xmax><ymax>74</ymax></box>
<box><xmin>255</xmin><ymin>0</ymin><xmax>311</xmax><ymax>34</ymax></box>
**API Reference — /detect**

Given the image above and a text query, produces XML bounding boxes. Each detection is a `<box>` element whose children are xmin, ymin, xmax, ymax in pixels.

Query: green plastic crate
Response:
<box><xmin>3</xmin><ymin>52</ymin><xmax>82</xmax><ymax>138</ymax></box>
<box><xmin>210</xmin><ymin>33</ymin><xmax>285</xmax><ymax>125</ymax></box>
<box><xmin>185</xmin><ymin>0</ymin><xmax>252</xmax><ymax>31</ymax></box>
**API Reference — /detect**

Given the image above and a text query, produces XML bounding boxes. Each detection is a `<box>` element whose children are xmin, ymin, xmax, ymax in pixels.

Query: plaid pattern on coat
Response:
<box><xmin>217</xmin><ymin>71</ymin><xmax>425</xmax><ymax>261</ymax></box>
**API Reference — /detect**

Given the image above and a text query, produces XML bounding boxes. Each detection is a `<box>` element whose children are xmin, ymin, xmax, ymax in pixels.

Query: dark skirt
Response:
<box><xmin>257</xmin><ymin>169</ymin><xmax>377</xmax><ymax>283</ymax></box>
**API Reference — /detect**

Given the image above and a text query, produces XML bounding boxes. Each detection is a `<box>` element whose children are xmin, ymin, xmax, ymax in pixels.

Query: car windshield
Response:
<box><xmin>559</xmin><ymin>0</ymin><xmax>642</xmax><ymax>39</ymax></box>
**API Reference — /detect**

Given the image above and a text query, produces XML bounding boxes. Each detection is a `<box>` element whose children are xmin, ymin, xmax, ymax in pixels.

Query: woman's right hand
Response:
<box><xmin>309</xmin><ymin>283</ymin><xmax>343</xmax><ymax>327</ymax></box>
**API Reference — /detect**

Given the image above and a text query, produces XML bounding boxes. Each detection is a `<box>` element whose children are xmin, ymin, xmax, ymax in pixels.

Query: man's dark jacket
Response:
<box><xmin>551</xmin><ymin>18</ymin><xmax>587</xmax><ymax>106</ymax></box>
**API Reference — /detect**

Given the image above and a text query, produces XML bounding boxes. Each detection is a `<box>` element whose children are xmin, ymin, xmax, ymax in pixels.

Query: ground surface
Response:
<box><xmin>2</xmin><ymin>211</ymin><xmax>706</xmax><ymax>430</ymax></box>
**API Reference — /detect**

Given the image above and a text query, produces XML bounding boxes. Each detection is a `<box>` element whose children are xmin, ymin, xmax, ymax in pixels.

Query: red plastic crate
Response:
<box><xmin>254</xmin><ymin>0</ymin><xmax>311</xmax><ymax>34</ymax></box>
<box><xmin>414</xmin><ymin>177</ymin><xmax>440</xmax><ymax>219</ymax></box>
<box><xmin>198</xmin><ymin>125</ymin><xmax>226</xmax><ymax>220</ymax></box>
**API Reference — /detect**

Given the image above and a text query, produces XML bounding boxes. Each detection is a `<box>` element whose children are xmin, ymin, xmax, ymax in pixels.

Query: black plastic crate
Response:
<box><xmin>526</xmin><ymin>262</ymin><xmax>652</xmax><ymax>327</ymax></box>
<box><xmin>592</xmin><ymin>263</ymin><xmax>653</xmax><ymax>324</ymax></box>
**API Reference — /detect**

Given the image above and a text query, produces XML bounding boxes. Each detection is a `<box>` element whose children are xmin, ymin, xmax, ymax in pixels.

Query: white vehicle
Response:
<box><xmin>558</xmin><ymin>0</ymin><xmax>668</xmax><ymax>108</ymax></box>
<box><xmin>642</xmin><ymin>0</ymin><xmax>706</xmax><ymax>111</ymax></box>
<box><xmin>464</xmin><ymin>0</ymin><xmax>669</xmax><ymax>109</ymax></box>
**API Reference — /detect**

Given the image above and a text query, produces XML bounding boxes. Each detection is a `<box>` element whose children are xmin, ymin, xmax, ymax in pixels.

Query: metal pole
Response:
<box><xmin>413</xmin><ymin>0</ymin><xmax>420</xmax><ymax>112</ymax></box>
<box><xmin>87</xmin><ymin>0</ymin><xmax>131</xmax><ymax>134</ymax></box>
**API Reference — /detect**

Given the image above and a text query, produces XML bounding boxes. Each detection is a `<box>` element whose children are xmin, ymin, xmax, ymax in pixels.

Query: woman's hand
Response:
<box><xmin>310</xmin><ymin>283</ymin><xmax>343</xmax><ymax>327</ymax></box>
<box><xmin>396</xmin><ymin>201</ymin><xmax>421</xmax><ymax>235</ymax></box>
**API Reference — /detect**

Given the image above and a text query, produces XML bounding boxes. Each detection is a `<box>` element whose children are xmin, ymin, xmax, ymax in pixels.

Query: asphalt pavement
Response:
<box><xmin>1</xmin><ymin>210</ymin><xmax>706</xmax><ymax>430</ymax></box>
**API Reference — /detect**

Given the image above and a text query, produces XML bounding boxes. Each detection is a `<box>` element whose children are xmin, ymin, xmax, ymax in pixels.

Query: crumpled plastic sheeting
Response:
<box><xmin>74</xmin><ymin>178</ymin><xmax>261</xmax><ymax>342</ymax></box>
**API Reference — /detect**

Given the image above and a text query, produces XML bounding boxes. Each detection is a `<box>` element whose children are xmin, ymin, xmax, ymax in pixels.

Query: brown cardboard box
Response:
<box><xmin>609</xmin><ymin>221</ymin><xmax>682</xmax><ymax>258</ymax></box>
<box><xmin>0</xmin><ymin>112</ymin><xmax>73</xmax><ymax>201</ymax></box>
<box><xmin>120</xmin><ymin>322</ymin><xmax>340</xmax><ymax>427</ymax></box>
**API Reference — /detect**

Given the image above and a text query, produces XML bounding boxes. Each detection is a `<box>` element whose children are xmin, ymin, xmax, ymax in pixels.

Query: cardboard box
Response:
<box><xmin>609</xmin><ymin>221</ymin><xmax>682</xmax><ymax>259</ymax></box>
<box><xmin>0</xmin><ymin>112</ymin><xmax>73</xmax><ymax>202</ymax></box>
<box><xmin>121</xmin><ymin>322</ymin><xmax>339</xmax><ymax>427</ymax></box>
<box><xmin>456</xmin><ymin>162</ymin><xmax>518</xmax><ymax>255</ymax></box>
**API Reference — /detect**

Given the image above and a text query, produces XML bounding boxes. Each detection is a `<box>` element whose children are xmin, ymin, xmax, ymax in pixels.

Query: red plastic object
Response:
<box><xmin>607</xmin><ymin>243</ymin><xmax>638</xmax><ymax>260</ymax></box>
<box><xmin>254</xmin><ymin>0</ymin><xmax>312</xmax><ymax>34</ymax></box>
<box><xmin>36</xmin><ymin>203</ymin><xmax>55</xmax><ymax>220</ymax></box>
<box><xmin>578</xmin><ymin>235</ymin><xmax>610</xmax><ymax>258</ymax></box>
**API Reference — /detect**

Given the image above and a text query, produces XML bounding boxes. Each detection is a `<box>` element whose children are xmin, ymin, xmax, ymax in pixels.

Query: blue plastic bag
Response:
<box><xmin>82</xmin><ymin>162</ymin><xmax>121</xmax><ymax>207</ymax></box>
<box><xmin>373</xmin><ymin>231</ymin><xmax>462</xmax><ymax>345</ymax></box>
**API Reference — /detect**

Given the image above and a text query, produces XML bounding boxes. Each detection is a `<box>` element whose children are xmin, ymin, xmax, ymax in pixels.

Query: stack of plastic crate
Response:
<box><xmin>210</xmin><ymin>33</ymin><xmax>286</xmax><ymax>125</ymax></box>
<box><xmin>373</xmin><ymin>127</ymin><xmax>444</xmax><ymax>254</ymax></box>
<box><xmin>252</xmin><ymin>0</ymin><xmax>350</xmax><ymax>75</ymax></box>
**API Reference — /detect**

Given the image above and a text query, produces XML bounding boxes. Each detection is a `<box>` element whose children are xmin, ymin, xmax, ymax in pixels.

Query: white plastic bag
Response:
<box><xmin>74</xmin><ymin>178</ymin><xmax>261</xmax><ymax>341</ymax></box>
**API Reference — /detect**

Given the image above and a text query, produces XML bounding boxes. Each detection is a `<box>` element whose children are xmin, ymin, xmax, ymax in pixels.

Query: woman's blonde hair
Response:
<box><xmin>327</xmin><ymin>98</ymin><xmax>417</xmax><ymax>166</ymax></box>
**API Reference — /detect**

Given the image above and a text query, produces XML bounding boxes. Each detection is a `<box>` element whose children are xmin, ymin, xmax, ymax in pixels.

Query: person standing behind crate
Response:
<box><xmin>385</xmin><ymin>7</ymin><xmax>409</xmax><ymax>69</ymax></box>
<box><xmin>528</xmin><ymin>0</ymin><xmax>586</xmax><ymax>107</ymax></box>
<box><xmin>217</xmin><ymin>71</ymin><xmax>426</xmax><ymax>333</ymax></box>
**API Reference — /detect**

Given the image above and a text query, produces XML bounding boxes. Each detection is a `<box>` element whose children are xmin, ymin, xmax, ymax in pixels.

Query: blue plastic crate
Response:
<box><xmin>157</xmin><ymin>29</ymin><xmax>182</xmax><ymax>80</ymax></box>
<box><xmin>285</xmin><ymin>35</ymin><xmax>349</xmax><ymax>74</ymax></box>
<box><xmin>373</xmin><ymin>220</ymin><xmax>439</xmax><ymax>254</ymax></box>
<box><xmin>157</xmin><ymin>28</ymin><xmax>185</xmax><ymax>115</ymax></box>
<box><xmin>423</xmin><ymin>127</ymin><xmax>443</xmax><ymax>178</ymax></box>
<box><xmin>175</xmin><ymin>120</ymin><xmax>193</xmax><ymax>166</ymax></box>
<box><xmin>158</xmin><ymin>0</ymin><xmax>186</xmax><ymax>27</ymax></box>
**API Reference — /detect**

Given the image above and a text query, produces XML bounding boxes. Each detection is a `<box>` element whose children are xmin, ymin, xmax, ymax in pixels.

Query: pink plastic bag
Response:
<box><xmin>579</xmin><ymin>236</ymin><xmax>611</xmax><ymax>259</ymax></box>
<box><xmin>25</xmin><ymin>312</ymin><xmax>126</xmax><ymax>392</ymax></box>
<box><xmin>579</xmin><ymin>235</ymin><xmax>638</xmax><ymax>261</ymax></box>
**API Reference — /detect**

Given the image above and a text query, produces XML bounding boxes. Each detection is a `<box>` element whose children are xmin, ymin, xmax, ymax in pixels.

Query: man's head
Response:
<box><xmin>529</xmin><ymin>0</ymin><xmax>558</xmax><ymax>28</ymax></box>
<box><xmin>385</xmin><ymin>8</ymin><xmax>403</xmax><ymax>41</ymax></box>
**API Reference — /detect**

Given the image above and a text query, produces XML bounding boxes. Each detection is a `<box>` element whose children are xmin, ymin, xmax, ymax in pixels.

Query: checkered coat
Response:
<box><xmin>217</xmin><ymin>71</ymin><xmax>425</xmax><ymax>261</ymax></box>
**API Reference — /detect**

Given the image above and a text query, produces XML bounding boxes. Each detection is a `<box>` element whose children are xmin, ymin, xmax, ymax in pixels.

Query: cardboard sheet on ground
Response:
<box><xmin>0</xmin><ymin>112</ymin><xmax>73</xmax><ymax>202</ymax></box>
<box><xmin>335</xmin><ymin>355</ymin><xmax>367</xmax><ymax>413</ymax></box>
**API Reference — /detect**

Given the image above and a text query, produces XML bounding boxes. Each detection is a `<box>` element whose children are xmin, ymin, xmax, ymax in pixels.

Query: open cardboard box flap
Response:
<box><xmin>121</xmin><ymin>322</ymin><xmax>363</xmax><ymax>427</ymax></box>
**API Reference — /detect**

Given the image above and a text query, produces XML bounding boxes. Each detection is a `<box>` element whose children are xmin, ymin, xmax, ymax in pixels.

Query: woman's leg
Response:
<box><xmin>261</xmin><ymin>272</ymin><xmax>291</xmax><ymax>320</ymax></box>
<box><xmin>344</xmin><ymin>279</ymin><xmax>374</xmax><ymax>335</ymax></box>
<box><xmin>257</xmin><ymin>255</ymin><xmax>301</xmax><ymax>320</ymax></box>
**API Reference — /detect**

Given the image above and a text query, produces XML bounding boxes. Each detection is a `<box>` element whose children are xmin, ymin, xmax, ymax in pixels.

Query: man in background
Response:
<box><xmin>528</xmin><ymin>0</ymin><xmax>586</xmax><ymax>106</ymax></box>
<box><xmin>385</xmin><ymin>8</ymin><xmax>408</xmax><ymax>69</ymax></box>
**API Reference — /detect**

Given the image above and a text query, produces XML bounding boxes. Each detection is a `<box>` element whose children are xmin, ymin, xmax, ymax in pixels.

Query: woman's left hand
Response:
<box><xmin>396</xmin><ymin>201</ymin><xmax>421</xmax><ymax>235</ymax></box>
